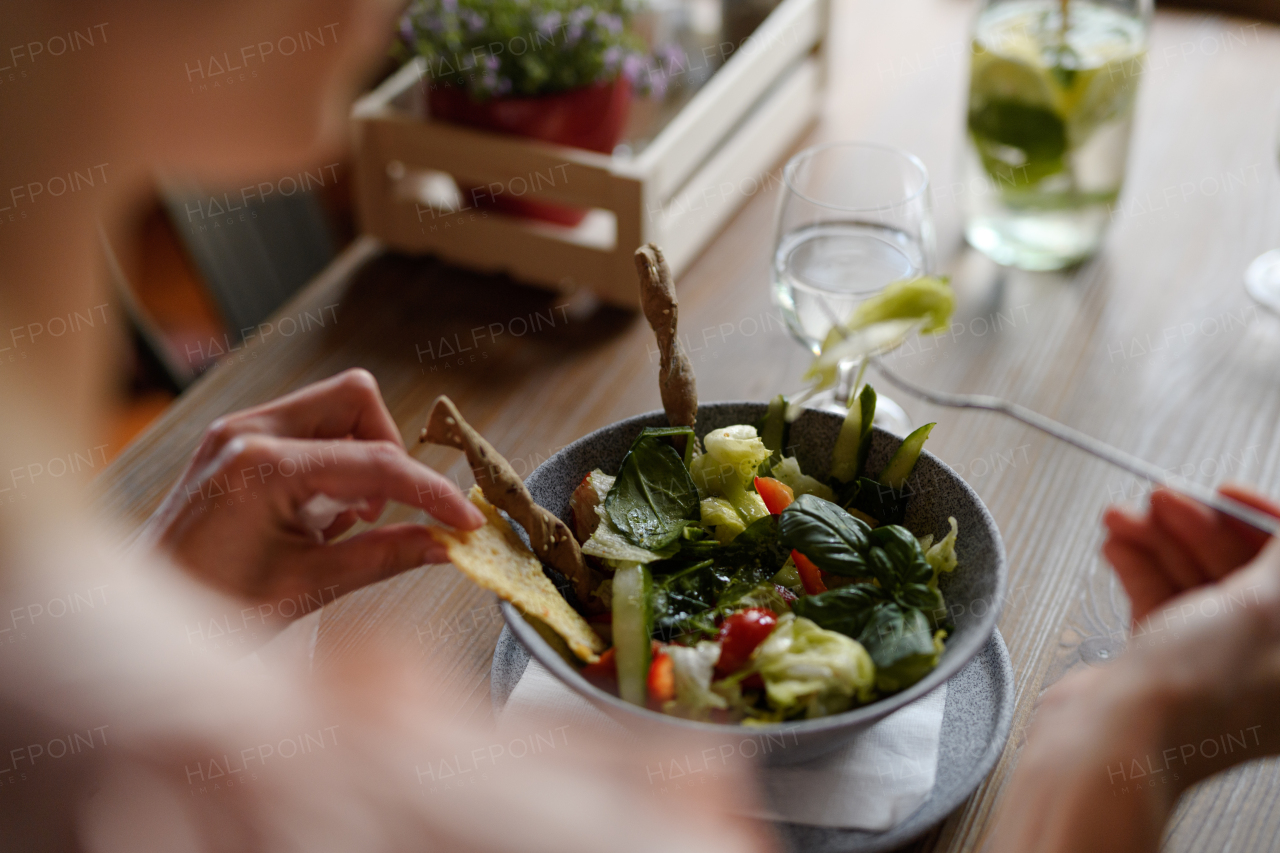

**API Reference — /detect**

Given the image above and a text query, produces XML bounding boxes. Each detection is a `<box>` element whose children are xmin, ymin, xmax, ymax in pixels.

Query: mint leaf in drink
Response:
<box><xmin>968</xmin><ymin>99</ymin><xmax>1067</xmax><ymax>185</ymax></box>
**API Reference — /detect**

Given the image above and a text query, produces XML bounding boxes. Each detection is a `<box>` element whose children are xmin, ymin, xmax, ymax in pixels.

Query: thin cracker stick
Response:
<box><xmin>419</xmin><ymin>396</ymin><xmax>594</xmax><ymax>604</ymax></box>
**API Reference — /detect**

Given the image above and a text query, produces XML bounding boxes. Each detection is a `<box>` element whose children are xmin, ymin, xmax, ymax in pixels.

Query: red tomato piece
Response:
<box><xmin>647</xmin><ymin>652</ymin><xmax>675</xmax><ymax>708</ymax></box>
<box><xmin>581</xmin><ymin>647</ymin><xmax>617</xmax><ymax>692</ymax></box>
<box><xmin>791</xmin><ymin>551</ymin><xmax>827</xmax><ymax>595</ymax></box>
<box><xmin>754</xmin><ymin>476</ymin><xmax>795</xmax><ymax>514</ymax></box>
<box><xmin>715</xmin><ymin>608</ymin><xmax>778</xmax><ymax>678</ymax></box>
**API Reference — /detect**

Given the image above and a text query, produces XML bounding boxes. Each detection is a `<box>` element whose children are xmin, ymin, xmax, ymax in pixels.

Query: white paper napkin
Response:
<box><xmin>499</xmin><ymin>657</ymin><xmax>946</xmax><ymax>831</ymax></box>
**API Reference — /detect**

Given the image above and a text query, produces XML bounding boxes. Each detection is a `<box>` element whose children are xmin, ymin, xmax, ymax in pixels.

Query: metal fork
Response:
<box><xmin>870</xmin><ymin>355</ymin><xmax>1280</xmax><ymax>537</ymax></box>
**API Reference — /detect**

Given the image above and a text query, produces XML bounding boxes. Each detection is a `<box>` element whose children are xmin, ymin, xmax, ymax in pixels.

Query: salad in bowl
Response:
<box><xmin>421</xmin><ymin>243</ymin><xmax>1001</xmax><ymax>737</ymax></box>
<box><xmin>570</xmin><ymin>392</ymin><xmax>958</xmax><ymax>723</ymax></box>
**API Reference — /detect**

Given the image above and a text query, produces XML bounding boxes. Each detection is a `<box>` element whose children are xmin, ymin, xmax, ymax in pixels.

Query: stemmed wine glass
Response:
<box><xmin>771</xmin><ymin>141</ymin><xmax>936</xmax><ymax>435</ymax></box>
<box><xmin>1244</xmin><ymin>113</ymin><xmax>1280</xmax><ymax>313</ymax></box>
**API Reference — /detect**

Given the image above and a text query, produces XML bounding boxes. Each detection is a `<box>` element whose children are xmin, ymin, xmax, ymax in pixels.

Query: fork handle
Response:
<box><xmin>987</xmin><ymin>397</ymin><xmax>1280</xmax><ymax>537</ymax></box>
<box><xmin>872</xmin><ymin>362</ymin><xmax>1280</xmax><ymax>537</ymax></box>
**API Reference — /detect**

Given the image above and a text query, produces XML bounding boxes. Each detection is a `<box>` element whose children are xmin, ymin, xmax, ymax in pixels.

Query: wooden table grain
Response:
<box><xmin>96</xmin><ymin>1</ymin><xmax>1280</xmax><ymax>849</ymax></box>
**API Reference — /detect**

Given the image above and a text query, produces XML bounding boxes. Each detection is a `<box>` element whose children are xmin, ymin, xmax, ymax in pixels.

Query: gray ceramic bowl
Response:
<box><xmin>501</xmin><ymin>402</ymin><xmax>1007</xmax><ymax>764</ymax></box>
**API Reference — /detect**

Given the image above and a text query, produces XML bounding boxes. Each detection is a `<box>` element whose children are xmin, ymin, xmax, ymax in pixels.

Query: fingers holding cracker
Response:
<box><xmin>420</xmin><ymin>396</ymin><xmax>595</xmax><ymax>604</ymax></box>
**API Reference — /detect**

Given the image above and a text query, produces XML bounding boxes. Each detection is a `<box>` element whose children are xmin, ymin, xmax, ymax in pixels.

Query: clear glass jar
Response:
<box><xmin>961</xmin><ymin>0</ymin><xmax>1152</xmax><ymax>270</ymax></box>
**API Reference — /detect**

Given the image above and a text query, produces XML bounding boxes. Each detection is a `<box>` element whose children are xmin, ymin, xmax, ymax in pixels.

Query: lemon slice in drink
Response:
<box><xmin>970</xmin><ymin>48</ymin><xmax>1055</xmax><ymax>112</ymax></box>
<box><xmin>1065</xmin><ymin>55</ymin><xmax>1141</xmax><ymax>146</ymax></box>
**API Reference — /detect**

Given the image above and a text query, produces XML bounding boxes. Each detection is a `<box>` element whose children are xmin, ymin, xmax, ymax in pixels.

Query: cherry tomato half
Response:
<box><xmin>754</xmin><ymin>476</ymin><xmax>795</xmax><ymax>515</ymax></box>
<box><xmin>715</xmin><ymin>608</ymin><xmax>778</xmax><ymax>677</ymax></box>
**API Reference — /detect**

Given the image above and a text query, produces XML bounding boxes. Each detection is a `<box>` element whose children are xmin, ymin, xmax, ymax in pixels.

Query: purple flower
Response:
<box><xmin>658</xmin><ymin>43</ymin><xmax>686</xmax><ymax>74</ymax></box>
<box><xmin>494</xmin><ymin>77</ymin><xmax>513</xmax><ymax>95</ymax></box>
<box><xmin>440</xmin><ymin>0</ymin><xmax>457</xmax><ymax>12</ymax></box>
<box><xmin>484</xmin><ymin>54</ymin><xmax>500</xmax><ymax>70</ymax></box>
<box><xmin>595</xmin><ymin>12</ymin><xmax>623</xmax><ymax>34</ymax></box>
<box><xmin>647</xmin><ymin>69</ymin><xmax>668</xmax><ymax>100</ymax></box>
<box><xmin>621</xmin><ymin>52</ymin><xmax>645</xmax><ymax>83</ymax></box>
<box><xmin>462</xmin><ymin>9</ymin><xmax>485</xmax><ymax>33</ymax></box>
<box><xmin>536</xmin><ymin>11</ymin><xmax>562</xmax><ymax>38</ymax></box>
<box><xmin>399</xmin><ymin>15</ymin><xmax>415</xmax><ymax>42</ymax></box>
<box><xmin>570</xmin><ymin>6</ymin><xmax>593</xmax><ymax>25</ymax></box>
<box><xmin>602</xmin><ymin>45</ymin><xmax>622</xmax><ymax>72</ymax></box>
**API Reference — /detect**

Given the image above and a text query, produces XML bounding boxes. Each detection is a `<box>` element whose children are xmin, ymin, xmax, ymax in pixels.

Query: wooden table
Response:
<box><xmin>98</xmin><ymin>1</ymin><xmax>1280</xmax><ymax>849</ymax></box>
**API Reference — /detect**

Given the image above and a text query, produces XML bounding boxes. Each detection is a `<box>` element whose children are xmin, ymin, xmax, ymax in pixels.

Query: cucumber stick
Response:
<box><xmin>761</xmin><ymin>394</ymin><xmax>787</xmax><ymax>452</ymax></box>
<box><xmin>879</xmin><ymin>422</ymin><xmax>935</xmax><ymax>490</ymax></box>
<box><xmin>830</xmin><ymin>404</ymin><xmax>862</xmax><ymax>483</ymax></box>
<box><xmin>855</xmin><ymin>384</ymin><xmax>877</xmax><ymax>478</ymax></box>
<box><xmin>612</xmin><ymin>563</ymin><xmax>653</xmax><ymax>706</ymax></box>
<box><xmin>832</xmin><ymin>384</ymin><xmax>878</xmax><ymax>482</ymax></box>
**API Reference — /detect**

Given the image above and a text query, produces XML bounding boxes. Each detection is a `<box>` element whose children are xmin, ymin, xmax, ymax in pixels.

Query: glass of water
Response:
<box><xmin>772</xmin><ymin>141</ymin><xmax>935</xmax><ymax>434</ymax></box>
<box><xmin>1244</xmin><ymin>112</ymin><xmax>1280</xmax><ymax>314</ymax></box>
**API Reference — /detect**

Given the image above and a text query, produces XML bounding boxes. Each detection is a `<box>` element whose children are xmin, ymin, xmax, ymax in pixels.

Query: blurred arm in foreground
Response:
<box><xmin>0</xmin><ymin>1</ymin><xmax>773</xmax><ymax>850</ymax></box>
<box><xmin>985</xmin><ymin>484</ymin><xmax>1280</xmax><ymax>852</ymax></box>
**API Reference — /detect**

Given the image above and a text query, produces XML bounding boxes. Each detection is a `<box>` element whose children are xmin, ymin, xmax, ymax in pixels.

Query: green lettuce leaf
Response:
<box><xmin>925</xmin><ymin>516</ymin><xmax>959</xmax><ymax>584</ymax></box>
<box><xmin>751</xmin><ymin>614</ymin><xmax>876</xmax><ymax>718</ymax></box>
<box><xmin>663</xmin><ymin>641</ymin><xmax>728</xmax><ymax>720</ymax></box>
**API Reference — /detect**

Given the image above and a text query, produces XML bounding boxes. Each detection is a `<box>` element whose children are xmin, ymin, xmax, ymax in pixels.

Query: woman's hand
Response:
<box><xmin>986</xmin><ymin>485</ymin><xmax>1280</xmax><ymax>852</ymax></box>
<box><xmin>141</xmin><ymin>369</ymin><xmax>484</xmax><ymax>611</ymax></box>
<box><xmin>1102</xmin><ymin>484</ymin><xmax>1279</xmax><ymax>623</ymax></box>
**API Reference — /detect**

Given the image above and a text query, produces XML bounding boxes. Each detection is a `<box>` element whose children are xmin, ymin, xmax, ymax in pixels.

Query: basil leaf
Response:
<box><xmin>868</xmin><ymin>525</ymin><xmax>933</xmax><ymax>586</ymax></box>
<box><xmin>791</xmin><ymin>584</ymin><xmax>886</xmax><ymax>639</ymax></box>
<box><xmin>856</xmin><ymin>602</ymin><xmax>936</xmax><ymax>669</ymax></box>
<box><xmin>779</xmin><ymin>494</ymin><xmax>872</xmax><ymax>577</ymax></box>
<box><xmin>605</xmin><ymin>428</ymin><xmax>700</xmax><ymax>550</ymax></box>
<box><xmin>899</xmin><ymin>583</ymin><xmax>948</xmax><ymax>627</ymax></box>
<box><xmin>631</xmin><ymin>425</ymin><xmax>696</xmax><ymax>466</ymax></box>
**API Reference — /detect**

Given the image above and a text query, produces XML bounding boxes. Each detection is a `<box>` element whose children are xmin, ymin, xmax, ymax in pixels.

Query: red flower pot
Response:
<box><xmin>428</xmin><ymin>77</ymin><xmax>632</xmax><ymax>226</ymax></box>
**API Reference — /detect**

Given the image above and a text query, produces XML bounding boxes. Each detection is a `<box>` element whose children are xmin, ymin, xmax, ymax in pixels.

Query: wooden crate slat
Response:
<box><xmin>631</xmin><ymin>0</ymin><xmax>824</xmax><ymax>202</ymax></box>
<box><xmin>377</xmin><ymin>203</ymin><xmax>637</xmax><ymax>301</ymax></box>
<box><xmin>351</xmin><ymin>57</ymin><xmax>427</xmax><ymax>118</ymax></box>
<box><xmin>375</xmin><ymin>119</ymin><xmax>618</xmax><ymax>209</ymax></box>
<box><xmin>350</xmin><ymin>0</ymin><xmax>831</xmax><ymax>306</ymax></box>
<box><xmin>651</xmin><ymin>57</ymin><xmax>821</xmax><ymax>277</ymax></box>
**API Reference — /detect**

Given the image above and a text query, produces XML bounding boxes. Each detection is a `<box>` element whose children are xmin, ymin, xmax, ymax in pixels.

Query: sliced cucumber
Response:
<box><xmin>612</xmin><ymin>563</ymin><xmax>653</xmax><ymax>706</ymax></box>
<box><xmin>856</xmin><ymin>384</ymin><xmax>877</xmax><ymax>478</ymax></box>
<box><xmin>834</xmin><ymin>384</ymin><xmax>879</xmax><ymax>482</ymax></box>
<box><xmin>761</xmin><ymin>394</ymin><xmax>787</xmax><ymax>453</ymax></box>
<box><xmin>830</xmin><ymin>401</ymin><xmax>863</xmax><ymax>483</ymax></box>
<box><xmin>879</xmin><ymin>422</ymin><xmax>935</xmax><ymax>490</ymax></box>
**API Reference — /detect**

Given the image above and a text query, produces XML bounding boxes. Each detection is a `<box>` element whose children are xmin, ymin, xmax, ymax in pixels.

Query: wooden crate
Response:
<box><xmin>351</xmin><ymin>0</ymin><xmax>829</xmax><ymax>306</ymax></box>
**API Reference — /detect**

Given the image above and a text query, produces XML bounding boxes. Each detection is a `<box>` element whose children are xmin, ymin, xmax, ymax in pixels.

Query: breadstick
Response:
<box><xmin>634</xmin><ymin>243</ymin><xmax>697</xmax><ymax>452</ymax></box>
<box><xmin>420</xmin><ymin>396</ymin><xmax>594</xmax><ymax>604</ymax></box>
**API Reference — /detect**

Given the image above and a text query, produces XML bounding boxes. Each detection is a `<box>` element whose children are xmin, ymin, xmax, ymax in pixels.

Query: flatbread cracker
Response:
<box><xmin>420</xmin><ymin>396</ymin><xmax>594</xmax><ymax>605</ymax></box>
<box><xmin>430</xmin><ymin>487</ymin><xmax>604</xmax><ymax>663</ymax></box>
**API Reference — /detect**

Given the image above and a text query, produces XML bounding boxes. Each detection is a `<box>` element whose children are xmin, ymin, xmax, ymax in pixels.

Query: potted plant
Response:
<box><xmin>398</xmin><ymin>0</ymin><xmax>663</xmax><ymax>225</ymax></box>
